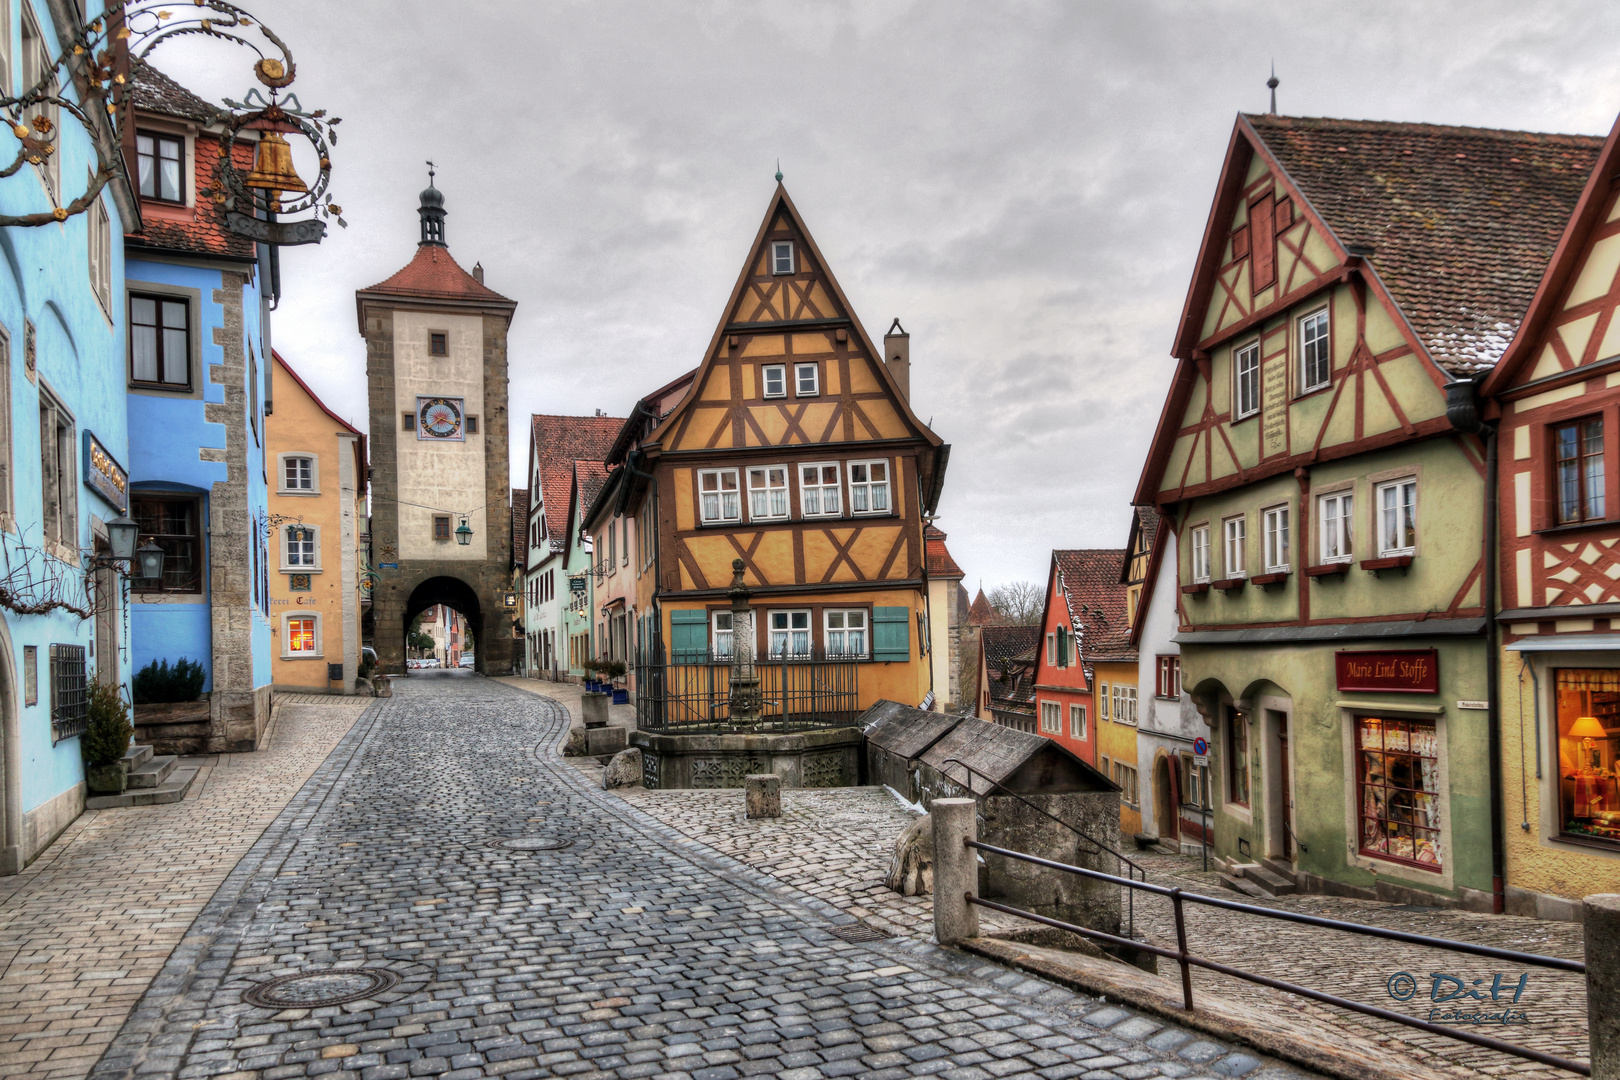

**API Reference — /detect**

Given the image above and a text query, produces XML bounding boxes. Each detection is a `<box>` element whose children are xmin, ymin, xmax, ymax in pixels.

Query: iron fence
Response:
<box><xmin>635</xmin><ymin>645</ymin><xmax>859</xmax><ymax>733</ymax></box>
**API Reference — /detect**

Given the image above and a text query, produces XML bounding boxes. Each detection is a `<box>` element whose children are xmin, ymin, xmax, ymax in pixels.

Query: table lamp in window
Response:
<box><xmin>1570</xmin><ymin>716</ymin><xmax>1607</xmax><ymax>774</ymax></box>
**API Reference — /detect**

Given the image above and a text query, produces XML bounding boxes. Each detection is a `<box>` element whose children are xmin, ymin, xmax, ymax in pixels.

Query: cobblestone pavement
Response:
<box><xmin>620</xmin><ymin>785</ymin><xmax>1589</xmax><ymax>1079</ymax></box>
<box><xmin>0</xmin><ymin>694</ymin><xmax>372</xmax><ymax>1080</ymax></box>
<box><xmin>86</xmin><ymin>678</ymin><xmax>1317</xmax><ymax>1080</ymax></box>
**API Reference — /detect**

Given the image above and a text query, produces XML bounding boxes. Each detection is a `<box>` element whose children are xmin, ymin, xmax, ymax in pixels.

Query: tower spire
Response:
<box><xmin>1267</xmin><ymin>62</ymin><xmax>1279</xmax><ymax>116</ymax></box>
<box><xmin>418</xmin><ymin>161</ymin><xmax>446</xmax><ymax>247</ymax></box>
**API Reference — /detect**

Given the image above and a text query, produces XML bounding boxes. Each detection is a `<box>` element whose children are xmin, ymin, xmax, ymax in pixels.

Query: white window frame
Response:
<box><xmin>1040</xmin><ymin>700</ymin><xmax>1061</xmax><ymax>734</ymax></box>
<box><xmin>1376</xmin><ymin>478</ymin><xmax>1418</xmax><ymax>557</ymax></box>
<box><xmin>1233</xmin><ymin>340</ymin><xmax>1261</xmax><ymax>419</ymax></box>
<box><xmin>1299</xmin><ymin>307</ymin><xmax>1331</xmax><ymax>393</ymax></box>
<box><xmin>282</xmin><ymin>612</ymin><xmax>322</xmax><ymax>659</ymax></box>
<box><xmin>771</xmin><ymin>240</ymin><xmax>794</xmax><ymax>275</ymax></box>
<box><xmin>762</xmin><ymin>364</ymin><xmax>786</xmax><ymax>399</ymax></box>
<box><xmin>795</xmin><ymin>362</ymin><xmax>819</xmax><ymax>397</ymax></box>
<box><xmin>281</xmin><ymin>523</ymin><xmax>321</xmax><ymax>572</ymax></box>
<box><xmin>277</xmin><ymin>452</ymin><xmax>319</xmax><ymax>495</ymax></box>
<box><xmin>698</xmin><ymin>468</ymin><xmax>741</xmax><ymax>525</ymax></box>
<box><xmin>798</xmin><ymin>462</ymin><xmax>841</xmax><ymax>518</ymax></box>
<box><xmin>89</xmin><ymin>197</ymin><xmax>112</xmax><ymax>316</ymax></box>
<box><xmin>712</xmin><ymin>610</ymin><xmax>735</xmax><ymax>660</ymax></box>
<box><xmin>824</xmin><ymin>609</ymin><xmax>868</xmax><ymax>659</ymax></box>
<box><xmin>1190</xmin><ymin>523</ymin><xmax>1210</xmax><ymax>584</ymax></box>
<box><xmin>1262</xmin><ymin>505</ymin><xmax>1290</xmax><ymax>573</ymax></box>
<box><xmin>1222</xmin><ymin>515</ymin><xmax>1246</xmax><ymax>579</ymax></box>
<box><xmin>768</xmin><ymin>609</ymin><xmax>811</xmax><ymax>659</ymax></box>
<box><xmin>1069</xmin><ymin>703</ymin><xmax>1087</xmax><ymax>740</ymax></box>
<box><xmin>848</xmin><ymin>459</ymin><xmax>891</xmax><ymax>516</ymax></box>
<box><xmin>1045</xmin><ymin>633</ymin><xmax>1056</xmax><ymax>666</ymax></box>
<box><xmin>1319</xmin><ymin>490</ymin><xmax>1354</xmax><ymax>564</ymax></box>
<box><xmin>38</xmin><ymin>384</ymin><xmax>76</xmax><ymax>556</ymax></box>
<box><xmin>1099</xmin><ymin>682</ymin><xmax>1110</xmax><ymax>721</ymax></box>
<box><xmin>746</xmin><ymin>464</ymin><xmax>790</xmax><ymax>522</ymax></box>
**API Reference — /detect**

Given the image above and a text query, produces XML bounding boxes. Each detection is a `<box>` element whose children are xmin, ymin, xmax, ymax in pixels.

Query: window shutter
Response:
<box><xmin>1250</xmin><ymin>195</ymin><xmax>1276</xmax><ymax>291</ymax></box>
<box><xmin>669</xmin><ymin>609</ymin><xmax>708</xmax><ymax>662</ymax></box>
<box><xmin>873</xmin><ymin>606</ymin><xmax>910</xmax><ymax>662</ymax></box>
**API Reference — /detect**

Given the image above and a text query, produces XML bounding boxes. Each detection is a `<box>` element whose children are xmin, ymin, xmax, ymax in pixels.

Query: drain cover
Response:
<box><xmin>827</xmin><ymin>922</ymin><xmax>891</xmax><ymax>943</ymax></box>
<box><xmin>242</xmin><ymin>967</ymin><xmax>399</xmax><ymax>1008</ymax></box>
<box><xmin>487</xmin><ymin>837</ymin><xmax>573</xmax><ymax>851</ymax></box>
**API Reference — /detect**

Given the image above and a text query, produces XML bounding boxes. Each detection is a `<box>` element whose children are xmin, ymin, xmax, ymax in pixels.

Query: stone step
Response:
<box><xmin>121</xmin><ymin>744</ymin><xmax>154</xmax><ymax>768</ymax></box>
<box><xmin>128</xmin><ymin>754</ymin><xmax>178</xmax><ymax>790</ymax></box>
<box><xmin>1217</xmin><ymin>873</ymin><xmax>1268</xmax><ymax>899</ymax></box>
<box><xmin>86</xmin><ymin>765</ymin><xmax>199</xmax><ymax>810</ymax></box>
<box><xmin>1245</xmin><ymin>864</ymin><xmax>1297</xmax><ymax>896</ymax></box>
<box><xmin>1259</xmin><ymin>857</ymin><xmax>1298</xmax><ymax>885</ymax></box>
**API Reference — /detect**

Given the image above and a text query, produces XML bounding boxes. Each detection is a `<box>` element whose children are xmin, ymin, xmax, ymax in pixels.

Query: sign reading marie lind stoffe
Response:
<box><xmin>82</xmin><ymin>431</ymin><xmax>128</xmax><ymax>513</ymax></box>
<box><xmin>1335</xmin><ymin>649</ymin><xmax>1440</xmax><ymax>695</ymax></box>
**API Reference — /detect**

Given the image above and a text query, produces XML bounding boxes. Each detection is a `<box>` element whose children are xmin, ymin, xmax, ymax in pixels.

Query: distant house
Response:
<box><xmin>976</xmin><ymin>625</ymin><xmax>1039</xmax><ymax>732</ymax></box>
<box><xmin>923</xmin><ymin>524</ymin><xmax>968</xmax><ymax>712</ymax></box>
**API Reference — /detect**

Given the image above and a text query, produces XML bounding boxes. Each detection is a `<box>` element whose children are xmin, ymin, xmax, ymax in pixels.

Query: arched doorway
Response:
<box><xmin>1154</xmin><ymin>753</ymin><xmax>1179</xmax><ymax>845</ymax></box>
<box><xmin>404</xmin><ymin>576</ymin><xmax>486</xmax><ymax>676</ymax></box>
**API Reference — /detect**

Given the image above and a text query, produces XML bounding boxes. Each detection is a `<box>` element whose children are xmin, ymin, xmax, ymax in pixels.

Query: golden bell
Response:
<box><xmin>243</xmin><ymin>130</ymin><xmax>307</xmax><ymax>207</ymax></box>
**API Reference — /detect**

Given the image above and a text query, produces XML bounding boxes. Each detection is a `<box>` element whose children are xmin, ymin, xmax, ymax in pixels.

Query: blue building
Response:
<box><xmin>123</xmin><ymin>62</ymin><xmax>274</xmax><ymax>753</ymax></box>
<box><xmin>0</xmin><ymin>0</ymin><xmax>140</xmax><ymax>871</ymax></box>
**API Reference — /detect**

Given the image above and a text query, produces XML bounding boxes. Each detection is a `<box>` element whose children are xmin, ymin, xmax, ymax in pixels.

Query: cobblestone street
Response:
<box><xmin>73</xmin><ymin>676</ymin><xmax>1315</xmax><ymax>1080</ymax></box>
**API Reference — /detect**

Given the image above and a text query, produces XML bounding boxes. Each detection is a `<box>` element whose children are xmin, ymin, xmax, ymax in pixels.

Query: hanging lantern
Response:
<box><xmin>135</xmin><ymin>539</ymin><xmax>165</xmax><ymax>583</ymax></box>
<box><xmin>243</xmin><ymin>129</ymin><xmax>308</xmax><ymax>212</ymax></box>
<box><xmin>455</xmin><ymin>518</ymin><xmax>472</xmax><ymax>546</ymax></box>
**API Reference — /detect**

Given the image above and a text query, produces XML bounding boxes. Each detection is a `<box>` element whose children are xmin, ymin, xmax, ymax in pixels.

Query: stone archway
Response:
<box><xmin>404</xmin><ymin>577</ymin><xmax>486</xmax><ymax>676</ymax></box>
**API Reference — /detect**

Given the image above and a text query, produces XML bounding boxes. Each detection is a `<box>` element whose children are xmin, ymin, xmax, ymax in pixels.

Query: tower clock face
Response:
<box><xmin>417</xmin><ymin>397</ymin><xmax>464</xmax><ymax>440</ymax></box>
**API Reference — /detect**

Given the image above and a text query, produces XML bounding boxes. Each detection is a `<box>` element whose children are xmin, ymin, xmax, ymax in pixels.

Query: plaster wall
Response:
<box><xmin>1133</xmin><ymin>530</ymin><xmax>1208</xmax><ymax>839</ymax></box>
<box><xmin>392</xmin><ymin>310</ymin><xmax>487</xmax><ymax>562</ymax></box>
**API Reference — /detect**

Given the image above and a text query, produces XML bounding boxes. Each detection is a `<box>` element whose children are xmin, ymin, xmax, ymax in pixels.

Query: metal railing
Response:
<box><xmin>940</xmin><ymin>756</ymin><xmax>1149</xmax><ymax>939</ymax></box>
<box><xmin>960</xmin><ymin>839</ymin><xmax>1589</xmax><ymax>1076</ymax></box>
<box><xmin>634</xmin><ymin>646</ymin><xmax>859</xmax><ymax>733</ymax></box>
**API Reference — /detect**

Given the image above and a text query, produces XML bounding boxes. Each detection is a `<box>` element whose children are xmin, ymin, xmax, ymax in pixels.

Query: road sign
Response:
<box><xmin>1192</xmin><ymin>736</ymin><xmax>1209</xmax><ymax>756</ymax></box>
<box><xmin>1193</xmin><ymin>754</ymin><xmax>1210</xmax><ymax>767</ymax></box>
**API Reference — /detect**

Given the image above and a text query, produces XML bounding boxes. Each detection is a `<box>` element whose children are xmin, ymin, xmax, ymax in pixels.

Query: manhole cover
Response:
<box><xmin>486</xmin><ymin>837</ymin><xmax>573</xmax><ymax>851</ymax></box>
<box><xmin>242</xmin><ymin>968</ymin><xmax>399</xmax><ymax>1008</ymax></box>
<box><xmin>827</xmin><ymin>922</ymin><xmax>891</xmax><ymax>943</ymax></box>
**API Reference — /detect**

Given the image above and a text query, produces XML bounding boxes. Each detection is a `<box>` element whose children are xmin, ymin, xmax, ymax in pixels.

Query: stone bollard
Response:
<box><xmin>745</xmin><ymin>774</ymin><xmax>781</xmax><ymax>819</ymax></box>
<box><xmin>931</xmin><ymin>798</ymin><xmax>979</xmax><ymax>946</ymax></box>
<box><xmin>581</xmin><ymin>692</ymin><xmax>610</xmax><ymax>728</ymax></box>
<box><xmin>1586</xmin><ymin>894</ymin><xmax>1620</xmax><ymax>1080</ymax></box>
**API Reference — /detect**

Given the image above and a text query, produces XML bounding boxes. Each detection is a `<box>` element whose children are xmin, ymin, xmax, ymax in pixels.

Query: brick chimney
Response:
<box><xmin>884</xmin><ymin>318</ymin><xmax>910</xmax><ymax>401</ymax></box>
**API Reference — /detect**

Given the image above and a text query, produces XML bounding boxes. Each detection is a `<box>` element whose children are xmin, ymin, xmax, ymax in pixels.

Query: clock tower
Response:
<box><xmin>356</xmin><ymin>178</ymin><xmax>518</xmax><ymax>675</ymax></box>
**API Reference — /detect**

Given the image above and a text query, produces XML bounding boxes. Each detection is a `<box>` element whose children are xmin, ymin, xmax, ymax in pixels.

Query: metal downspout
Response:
<box><xmin>1484</xmin><ymin>424</ymin><xmax>1506</xmax><ymax>913</ymax></box>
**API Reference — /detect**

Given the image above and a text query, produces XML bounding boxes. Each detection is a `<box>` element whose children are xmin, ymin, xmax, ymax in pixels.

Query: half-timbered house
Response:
<box><xmin>1136</xmin><ymin>114</ymin><xmax>1599</xmax><ymax>907</ymax></box>
<box><xmin>1482</xmin><ymin>110</ymin><xmax>1620</xmax><ymax>918</ymax></box>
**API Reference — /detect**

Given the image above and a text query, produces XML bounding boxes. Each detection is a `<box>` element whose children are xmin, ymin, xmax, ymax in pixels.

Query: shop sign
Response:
<box><xmin>82</xmin><ymin>431</ymin><xmax>128</xmax><ymax>512</ymax></box>
<box><xmin>1335</xmin><ymin>649</ymin><xmax>1439</xmax><ymax>694</ymax></box>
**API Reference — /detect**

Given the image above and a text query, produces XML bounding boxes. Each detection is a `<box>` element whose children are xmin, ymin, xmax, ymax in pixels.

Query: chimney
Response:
<box><xmin>884</xmin><ymin>318</ymin><xmax>910</xmax><ymax>401</ymax></box>
<box><xmin>472</xmin><ymin>262</ymin><xmax>484</xmax><ymax>284</ymax></box>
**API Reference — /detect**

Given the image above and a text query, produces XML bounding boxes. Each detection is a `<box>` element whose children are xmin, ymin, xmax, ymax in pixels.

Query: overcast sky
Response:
<box><xmin>162</xmin><ymin>1</ymin><xmax>1620</xmax><ymax>590</ymax></box>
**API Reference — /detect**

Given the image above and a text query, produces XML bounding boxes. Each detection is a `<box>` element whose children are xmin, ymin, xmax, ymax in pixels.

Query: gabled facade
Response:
<box><xmin>1482</xmin><ymin>109</ymin><xmax>1620</xmax><ymax>914</ymax></box>
<box><xmin>1138</xmin><ymin>113</ymin><xmax>1600</xmax><ymax>908</ymax></box>
<box><xmin>564</xmin><ymin>461</ymin><xmax>608</xmax><ymax>675</ymax></box>
<box><xmin>606</xmin><ymin>184</ymin><xmax>948</xmax><ymax>716</ymax></box>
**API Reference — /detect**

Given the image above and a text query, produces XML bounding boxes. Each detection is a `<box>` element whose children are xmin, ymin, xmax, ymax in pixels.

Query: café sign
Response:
<box><xmin>82</xmin><ymin>431</ymin><xmax>128</xmax><ymax>513</ymax></box>
<box><xmin>1335</xmin><ymin>649</ymin><xmax>1439</xmax><ymax>694</ymax></box>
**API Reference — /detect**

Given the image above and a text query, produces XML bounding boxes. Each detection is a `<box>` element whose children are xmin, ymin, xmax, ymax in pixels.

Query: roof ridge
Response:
<box><xmin>1246</xmin><ymin>113</ymin><xmax>1606</xmax><ymax>145</ymax></box>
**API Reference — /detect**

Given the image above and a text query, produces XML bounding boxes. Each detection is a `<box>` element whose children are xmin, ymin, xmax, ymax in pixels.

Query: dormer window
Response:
<box><xmin>771</xmin><ymin>241</ymin><xmax>794</xmax><ymax>275</ymax></box>
<box><xmin>136</xmin><ymin>131</ymin><xmax>184</xmax><ymax>203</ymax></box>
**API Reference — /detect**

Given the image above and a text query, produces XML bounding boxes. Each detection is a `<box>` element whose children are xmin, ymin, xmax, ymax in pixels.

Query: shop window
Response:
<box><xmin>1356</xmin><ymin>716</ymin><xmax>1442</xmax><ymax>869</ymax></box>
<box><xmin>1226</xmin><ymin>707</ymin><xmax>1249</xmax><ymax>807</ymax></box>
<box><xmin>1553</xmin><ymin>669</ymin><xmax>1620</xmax><ymax>847</ymax></box>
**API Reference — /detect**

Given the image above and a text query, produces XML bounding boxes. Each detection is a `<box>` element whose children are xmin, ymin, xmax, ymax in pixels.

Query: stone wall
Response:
<box><xmin>631</xmin><ymin>728</ymin><xmax>863</xmax><ymax>790</ymax></box>
<box><xmin>979</xmin><ymin>791</ymin><xmax>1124</xmax><ymax>936</ymax></box>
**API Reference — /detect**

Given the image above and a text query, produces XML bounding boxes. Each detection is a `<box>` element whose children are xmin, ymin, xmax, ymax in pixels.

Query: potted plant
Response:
<box><xmin>581</xmin><ymin>658</ymin><xmax>598</xmax><ymax>691</ymax></box>
<box><xmin>82</xmin><ymin>681</ymin><xmax>134</xmax><ymax>794</ymax></box>
<box><xmin>602</xmin><ymin>659</ymin><xmax>629</xmax><ymax>704</ymax></box>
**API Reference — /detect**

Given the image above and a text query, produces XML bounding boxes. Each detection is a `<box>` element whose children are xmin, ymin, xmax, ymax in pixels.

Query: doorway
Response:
<box><xmin>1264</xmin><ymin>707</ymin><xmax>1294</xmax><ymax>862</ymax></box>
<box><xmin>1154</xmin><ymin>754</ymin><xmax>1179</xmax><ymax>842</ymax></box>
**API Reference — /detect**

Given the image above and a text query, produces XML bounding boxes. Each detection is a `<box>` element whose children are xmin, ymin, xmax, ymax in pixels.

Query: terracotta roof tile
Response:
<box><xmin>531</xmin><ymin>415</ymin><xmax>623</xmax><ymax>549</ymax></box>
<box><xmin>511</xmin><ymin>488</ymin><xmax>529</xmax><ymax>569</ymax></box>
<box><xmin>982</xmin><ymin>624</ymin><xmax>1040</xmax><ymax>715</ymax></box>
<box><xmin>130</xmin><ymin>59</ymin><xmax>217</xmax><ymax>123</ymax></box>
<box><xmin>982</xmin><ymin>625</ymin><xmax>1038</xmax><ymax>675</ymax></box>
<box><xmin>1248</xmin><ymin>114</ymin><xmax>1603</xmax><ymax>374</ymax></box>
<box><xmin>362</xmin><ymin>243</ymin><xmax>514</xmax><ymax>303</ymax></box>
<box><xmin>125</xmin><ymin>133</ymin><xmax>257</xmax><ymax>260</ymax></box>
<box><xmin>967</xmin><ymin>588</ymin><xmax>1001</xmax><ymax>627</ymax></box>
<box><xmin>1054</xmin><ymin>549</ymin><xmax>1135</xmax><ymax>663</ymax></box>
<box><xmin>924</xmin><ymin>524</ymin><xmax>964</xmax><ymax>579</ymax></box>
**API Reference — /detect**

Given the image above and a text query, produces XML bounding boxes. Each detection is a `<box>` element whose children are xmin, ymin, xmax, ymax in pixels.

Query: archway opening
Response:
<box><xmin>404</xmin><ymin>576</ymin><xmax>486</xmax><ymax>676</ymax></box>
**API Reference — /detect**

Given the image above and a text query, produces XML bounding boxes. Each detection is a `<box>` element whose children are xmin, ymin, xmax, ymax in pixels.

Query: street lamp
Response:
<box><xmin>106</xmin><ymin>515</ymin><xmax>139</xmax><ymax>562</ymax></box>
<box><xmin>135</xmin><ymin>539</ymin><xmax>165</xmax><ymax>583</ymax></box>
<box><xmin>455</xmin><ymin>517</ymin><xmax>472</xmax><ymax>546</ymax></box>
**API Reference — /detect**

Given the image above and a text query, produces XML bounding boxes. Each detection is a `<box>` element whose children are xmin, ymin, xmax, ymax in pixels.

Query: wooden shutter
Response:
<box><xmin>669</xmin><ymin>609</ymin><xmax>708</xmax><ymax>662</ymax></box>
<box><xmin>1250</xmin><ymin>196</ymin><xmax>1276</xmax><ymax>292</ymax></box>
<box><xmin>872</xmin><ymin>606</ymin><xmax>910</xmax><ymax>662</ymax></box>
<box><xmin>1231</xmin><ymin>226</ymin><xmax>1249</xmax><ymax>260</ymax></box>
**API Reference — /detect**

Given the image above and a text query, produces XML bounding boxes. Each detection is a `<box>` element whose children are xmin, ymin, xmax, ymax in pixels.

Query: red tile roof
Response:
<box><xmin>966</xmin><ymin>588</ymin><xmax>1001</xmax><ymax>627</ymax></box>
<box><xmin>1248</xmin><ymin>114</ymin><xmax>1603</xmax><ymax>375</ymax></box>
<box><xmin>130</xmin><ymin>59</ymin><xmax>217</xmax><ymax>123</ymax></box>
<box><xmin>511</xmin><ymin>488</ymin><xmax>529</xmax><ymax>569</ymax></box>
<box><xmin>125</xmin><ymin>132</ymin><xmax>257</xmax><ymax>261</ymax></box>
<box><xmin>572</xmin><ymin>460</ymin><xmax>610</xmax><ymax>538</ymax></box>
<box><xmin>362</xmin><ymin>243</ymin><xmax>514</xmax><ymax>303</ymax></box>
<box><xmin>531</xmin><ymin>415</ymin><xmax>624</xmax><ymax>550</ymax></box>
<box><xmin>1054</xmin><ymin>549</ymin><xmax>1135</xmax><ymax>663</ymax></box>
<box><xmin>982</xmin><ymin>626</ymin><xmax>1039</xmax><ymax>714</ymax></box>
<box><xmin>924</xmin><ymin>525</ymin><xmax>964</xmax><ymax>579</ymax></box>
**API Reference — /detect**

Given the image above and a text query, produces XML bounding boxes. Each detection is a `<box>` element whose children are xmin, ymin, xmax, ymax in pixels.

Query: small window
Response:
<box><xmin>1263</xmin><ymin>505</ymin><xmax>1289</xmax><ymax>573</ymax></box>
<box><xmin>282</xmin><ymin>455</ymin><xmax>315</xmax><ymax>492</ymax></box>
<box><xmin>713</xmin><ymin>610</ymin><xmax>735</xmax><ymax>660</ymax></box>
<box><xmin>49</xmin><ymin>644</ymin><xmax>87</xmax><ymax>744</ymax></box>
<box><xmin>799</xmin><ymin>463</ymin><xmax>841</xmax><ymax>517</ymax></box>
<box><xmin>1156</xmin><ymin>655</ymin><xmax>1180</xmax><ymax>699</ymax></box>
<box><xmin>768</xmin><ymin>610</ymin><xmax>811</xmax><ymax>658</ymax></box>
<box><xmin>1556</xmin><ymin>418</ymin><xmax>1605</xmax><ymax>524</ymax></box>
<box><xmin>825</xmin><ymin>609</ymin><xmax>867</xmax><ymax>658</ymax></box>
<box><xmin>430</xmin><ymin>331</ymin><xmax>448</xmax><ymax>356</ymax></box>
<box><xmin>795</xmin><ymin>362</ymin><xmax>819</xmax><ymax>397</ymax></box>
<box><xmin>39</xmin><ymin>388</ymin><xmax>75</xmax><ymax>550</ymax></box>
<box><xmin>1040</xmin><ymin>701</ymin><xmax>1061</xmax><ymax>734</ymax></box>
<box><xmin>771</xmin><ymin>240</ymin><xmax>794</xmax><ymax>275</ymax></box>
<box><xmin>1376</xmin><ymin>479</ymin><xmax>1417</xmax><ymax>556</ymax></box>
<box><xmin>89</xmin><ymin>199</ymin><xmax>112</xmax><ymax>313</ymax></box>
<box><xmin>132</xmin><ymin>495</ymin><xmax>202</xmax><ymax>593</ymax></box>
<box><xmin>433</xmin><ymin>515</ymin><xmax>451</xmax><ymax>541</ymax></box>
<box><xmin>849</xmin><ymin>460</ymin><xmax>890</xmax><ymax>515</ymax></box>
<box><xmin>1234</xmin><ymin>341</ymin><xmax>1261</xmax><ymax>419</ymax></box>
<box><xmin>129</xmin><ymin>294</ymin><xmax>191</xmax><ymax>388</ymax></box>
<box><xmin>466</xmin><ymin>415</ymin><xmax>479</xmax><ymax>434</ymax></box>
<box><xmin>698</xmin><ymin>468</ymin><xmax>741</xmax><ymax>524</ymax></box>
<box><xmin>402</xmin><ymin>412</ymin><xmax>415</xmax><ymax>430</ymax></box>
<box><xmin>1319</xmin><ymin>491</ymin><xmax>1354</xmax><ymax>563</ymax></box>
<box><xmin>1223</xmin><ymin>515</ymin><xmax>1246</xmax><ymax>578</ymax></box>
<box><xmin>1190</xmin><ymin>524</ymin><xmax>1211</xmax><ymax>584</ymax></box>
<box><xmin>1099</xmin><ymin>683</ymin><xmax>1110</xmax><ymax>721</ymax></box>
<box><xmin>1045</xmin><ymin>632</ymin><xmax>1056</xmax><ymax>667</ymax></box>
<box><xmin>762</xmin><ymin>364</ymin><xmax>786</xmax><ymax>398</ymax></box>
<box><xmin>283</xmin><ymin>524</ymin><xmax>317</xmax><ymax>569</ymax></box>
<box><xmin>135</xmin><ymin>130</ymin><xmax>184</xmax><ymax>203</ymax></box>
<box><xmin>746</xmin><ymin>465</ymin><xmax>789</xmax><ymax>521</ymax></box>
<box><xmin>1069</xmin><ymin>704</ymin><xmax>1087</xmax><ymax>740</ymax></box>
<box><xmin>1115</xmin><ymin>763</ymin><xmax>1139</xmax><ymax>807</ymax></box>
<box><xmin>1299</xmin><ymin>309</ymin><xmax>1331</xmax><ymax>393</ymax></box>
<box><xmin>285</xmin><ymin>615</ymin><xmax>320</xmax><ymax>657</ymax></box>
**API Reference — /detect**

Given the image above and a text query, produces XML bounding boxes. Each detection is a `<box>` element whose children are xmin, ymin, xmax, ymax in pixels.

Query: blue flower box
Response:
<box><xmin>612</xmin><ymin>689</ymin><xmax>629</xmax><ymax>705</ymax></box>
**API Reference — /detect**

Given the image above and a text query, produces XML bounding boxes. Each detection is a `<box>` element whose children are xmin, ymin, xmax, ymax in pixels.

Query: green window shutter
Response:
<box><xmin>872</xmin><ymin>606</ymin><xmax>911</xmax><ymax>662</ymax></box>
<box><xmin>669</xmin><ymin>609</ymin><xmax>708</xmax><ymax>662</ymax></box>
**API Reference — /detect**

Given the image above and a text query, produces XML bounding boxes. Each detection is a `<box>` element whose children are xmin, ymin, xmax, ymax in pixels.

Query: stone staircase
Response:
<box><xmin>1217</xmin><ymin>857</ymin><xmax>1298</xmax><ymax>899</ymax></box>
<box><xmin>85</xmin><ymin>744</ymin><xmax>200</xmax><ymax>809</ymax></box>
